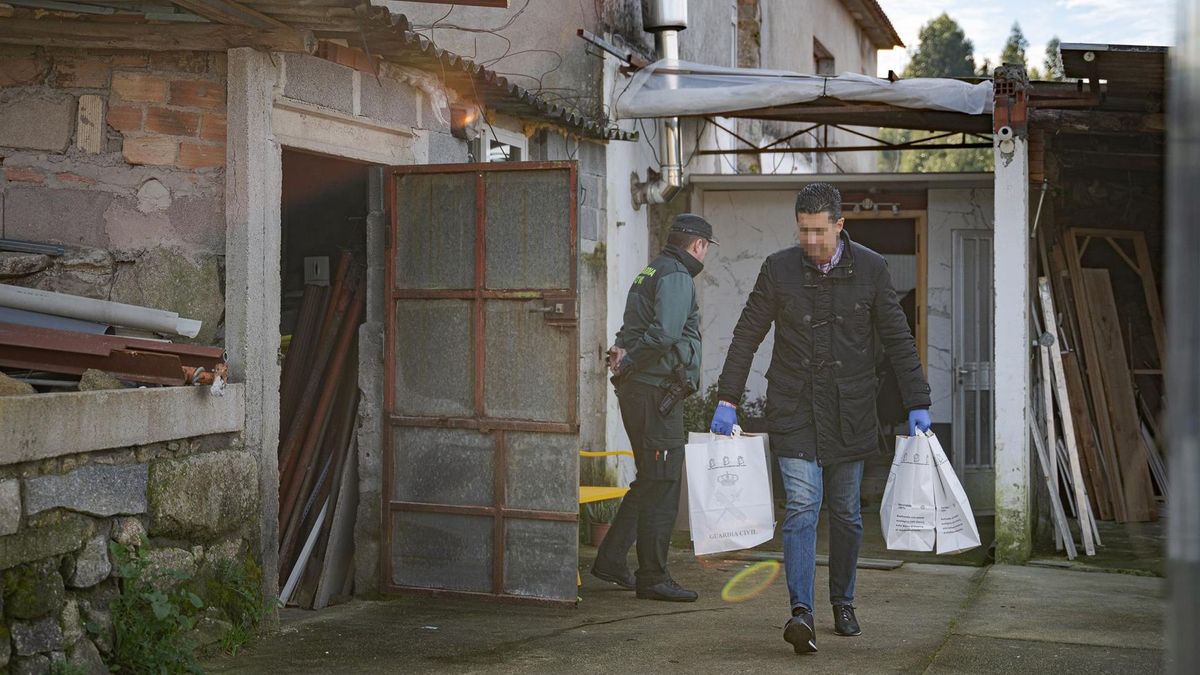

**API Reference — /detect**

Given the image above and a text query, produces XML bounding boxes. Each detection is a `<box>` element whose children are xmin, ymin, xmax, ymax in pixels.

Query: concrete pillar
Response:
<box><xmin>991</xmin><ymin>65</ymin><xmax>1032</xmax><ymax>563</ymax></box>
<box><xmin>354</xmin><ymin>167</ymin><xmax>387</xmax><ymax>596</ymax></box>
<box><xmin>225</xmin><ymin>48</ymin><xmax>283</xmax><ymax>604</ymax></box>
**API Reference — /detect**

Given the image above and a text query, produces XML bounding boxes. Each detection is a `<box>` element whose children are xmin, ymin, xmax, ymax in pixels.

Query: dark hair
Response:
<box><xmin>667</xmin><ymin>231</ymin><xmax>704</xmax><ymax>248</ymax></box>
<box><xmin>795</xmin><ymin>183</ymin><xmax>842</xmax><ymax>221</ymax></box>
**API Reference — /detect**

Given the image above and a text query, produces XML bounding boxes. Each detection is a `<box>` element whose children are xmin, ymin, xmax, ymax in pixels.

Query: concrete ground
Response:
<box><xmin>206</xmin><ymin>549</ymin><xmax>1165</xmax><ymax>674</ymax></box>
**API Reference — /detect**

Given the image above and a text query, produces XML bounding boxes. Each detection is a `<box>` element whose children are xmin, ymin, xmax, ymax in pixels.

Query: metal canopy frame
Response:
<box><xmin>693</xmin><ymin>116</ymin><xmax>993</xmax><ymax>156</ymax></box>
<box><xmin>383</xmin><ymin>160</ymin><xmax>579</xmax><ymax>608</ymax></box>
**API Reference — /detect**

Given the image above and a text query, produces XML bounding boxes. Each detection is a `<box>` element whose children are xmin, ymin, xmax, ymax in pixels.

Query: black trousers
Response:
<box><xmin>594</xmin><ymin>380</ymin><xmax>686</xmax><ymax>588</ymax></box>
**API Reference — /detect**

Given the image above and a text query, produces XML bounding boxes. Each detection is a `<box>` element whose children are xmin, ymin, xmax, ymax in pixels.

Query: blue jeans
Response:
<box><xmin>777</xmin><ymin>456</ymin><xmax>864</xmax><ymax>612</ymax></box>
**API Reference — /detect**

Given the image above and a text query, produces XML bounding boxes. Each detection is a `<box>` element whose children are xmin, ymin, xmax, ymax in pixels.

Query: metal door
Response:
<box><xmin>952</xmin><ymin>230</ymin><xmax>995</xmax><ymax>512</ymax></box>
<box><xmin>384</xmin><ymin>162</ymin><xmax>579</xmax><ymax>605</ymax></box>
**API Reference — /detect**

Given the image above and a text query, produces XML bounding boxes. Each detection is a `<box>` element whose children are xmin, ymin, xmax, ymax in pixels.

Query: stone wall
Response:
<box><xmin>0</xmin><ymin>432</ymin><xmax>257</xmax><ymax>673</ymax></box>
<box><xmin>0</xmin><ymin>46</ymin><xmax>227</xmax><ymax>345</ymax></box>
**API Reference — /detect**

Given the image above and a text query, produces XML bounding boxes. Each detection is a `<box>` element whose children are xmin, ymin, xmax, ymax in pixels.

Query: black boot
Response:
<box><xmin>636</xmin><ymin>579</ymin><xmax>698</xmax><ymax>602</ymax></box>
<box><xmin>590</xmin><ymin>564</ymin><xmax>636</xmax><ymax>590</ymax></box>
<box><xmin>833</xmin><ymin>604</ymin><xmax>861</xmax><ymax>636</ymax></box>
<box><xmin>784</xmin><ymin>608</ymin><xmax>817</xmax><ymax>654</ymax></box>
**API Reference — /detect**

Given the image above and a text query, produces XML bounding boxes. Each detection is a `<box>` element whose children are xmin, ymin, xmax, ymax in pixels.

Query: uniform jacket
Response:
<box><xmin>615</xmin><ymin>244</ymin><xmax>703</xmax><ymax>391</ymax></box>
<box><xmin>717</xmin><ymin>232</ymin><xmax>930</xmax><ymax>464</ymax></box>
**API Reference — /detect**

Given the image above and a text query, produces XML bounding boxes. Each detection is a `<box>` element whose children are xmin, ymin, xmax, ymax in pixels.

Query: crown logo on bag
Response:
<box><xmin>717</xmin><ymin>472</ymin><xmax>739</xmax><ymax>486</ymax></box>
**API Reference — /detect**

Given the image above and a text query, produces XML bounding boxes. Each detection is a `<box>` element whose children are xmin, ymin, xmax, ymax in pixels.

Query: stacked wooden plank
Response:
<box><xmin>1034</xmin><ymin>228</ymin><xmax>1165</xmax><ymax>546</ymax></box>
<box><xmin>277</xmin><ymin>252</ymin><xmax>363</xmax><ymax>608</ymax></box>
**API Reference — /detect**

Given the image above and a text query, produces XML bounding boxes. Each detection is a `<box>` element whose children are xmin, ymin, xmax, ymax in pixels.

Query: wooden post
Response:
<box><xmin>1039</xmin><ymin>277</ymin><xmax>1097</xmax><ymax>554</ymax></box>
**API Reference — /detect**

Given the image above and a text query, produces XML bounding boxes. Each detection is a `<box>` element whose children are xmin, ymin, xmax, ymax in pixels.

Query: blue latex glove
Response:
<box><xmin>908</xmin><ymin>408</ymin><xmax>932</xmax><ymax>436</ymax></box>
<box><xmin>710</xmin><ymin>403</ymin><xmax>738</xmax><ymax>435</ymax></box>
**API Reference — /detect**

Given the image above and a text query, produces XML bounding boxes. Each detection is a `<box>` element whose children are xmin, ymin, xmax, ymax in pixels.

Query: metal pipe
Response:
<box><xmin>632</xmin><ymin>6</ymin><xmax>686</xmax><ymax>209</ymax></box>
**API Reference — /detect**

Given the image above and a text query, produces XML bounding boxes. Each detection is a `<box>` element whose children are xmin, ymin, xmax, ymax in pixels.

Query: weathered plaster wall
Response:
<box><xmin>927</xmin><ymin>188</ymin><xmax>995</xmax><ymax>423</ymax></box>
<box><xmin>0</xmin><ymin>46</ymin><xmax>228</xmax><ymax>344</ymax></box>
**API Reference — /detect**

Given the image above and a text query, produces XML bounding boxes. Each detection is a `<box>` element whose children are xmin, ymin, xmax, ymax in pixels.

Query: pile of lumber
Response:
<box><xmin>1031</xmin><ymin>228</ymin><xmax>1165</xmax><ymax>558</ymax></box>
<box><xmin>277</xmin><ymin>252</ymin><xmax>363</xmax><ymax>609</ymax></box>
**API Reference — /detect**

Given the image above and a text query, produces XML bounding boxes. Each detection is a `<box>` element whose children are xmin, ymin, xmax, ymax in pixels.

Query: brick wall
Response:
<box><xmin>0</xmin><ymin>46</ymin><xmax>228</xmax><ymax>344</ymax></box>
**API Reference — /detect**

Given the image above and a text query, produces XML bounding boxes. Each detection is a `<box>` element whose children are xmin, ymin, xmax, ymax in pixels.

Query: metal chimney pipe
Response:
<box><xmin>632</xmin><ymin>1</ymin><xmax>686</xmax><ymax>209</ymax></box>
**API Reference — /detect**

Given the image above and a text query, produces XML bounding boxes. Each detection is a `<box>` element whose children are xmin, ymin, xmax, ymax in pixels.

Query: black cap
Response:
<box><xmin>670</xmin><ymin>213</ymin><xmax>719</xmax><ymax>245</ymax></box>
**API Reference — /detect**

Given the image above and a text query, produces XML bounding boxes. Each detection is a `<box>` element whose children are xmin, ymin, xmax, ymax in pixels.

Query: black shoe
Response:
<box><xmin>590</xmin><ymin>565</ymin><xmax>636</xmax><ymax>590</ymax></box>
<box><xmin>784</xmin><ymin>609</ymin><xmax>818</xmax><ymax>654</ymax></box>
<box><xmin>833</xmin><ymin>604</ymin><xmax>861</xmax><ymax>637</ymax></box>
<box><xmin>636</xmin><ymin>579</ymin><xmax>698</xmax><ymax>602</ymax></box>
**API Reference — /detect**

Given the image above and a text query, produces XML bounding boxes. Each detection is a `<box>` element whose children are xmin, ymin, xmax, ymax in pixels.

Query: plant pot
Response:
<box><xmin>589</xmin><ymin>522</ymin><xmax>612</xmax><ymax>548</ymax></box>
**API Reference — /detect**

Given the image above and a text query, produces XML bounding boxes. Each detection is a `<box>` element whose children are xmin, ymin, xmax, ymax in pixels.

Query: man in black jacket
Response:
<box><xmin>591</xmin><ymin>214</ymin><xmax>716</xmax><ymax>602</ymax></box>
<box><xmin>709</xmin><ymin>183</ymin><xmax>931</xmax><ymax>653</ymax></box>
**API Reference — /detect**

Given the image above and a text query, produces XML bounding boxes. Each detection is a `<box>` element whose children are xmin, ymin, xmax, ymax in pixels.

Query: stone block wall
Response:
<box><xmin>0</xmin><ymin>432</ymin><xmax>257</xmax><ymax>673</ymax></box>
<box><xmin>0</xmin><ymin>46</ymin><xmax>228</xmax><ymax>345</ymax></box>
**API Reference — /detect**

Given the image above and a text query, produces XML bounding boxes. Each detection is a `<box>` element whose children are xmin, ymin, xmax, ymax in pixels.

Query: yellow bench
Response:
<box><xmin>578</xmin><ymin>450</ymin><xmax>634</xmax><ymax>587</ymax></box>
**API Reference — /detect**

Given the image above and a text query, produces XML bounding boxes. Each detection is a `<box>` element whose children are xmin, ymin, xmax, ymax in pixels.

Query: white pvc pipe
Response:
<box><xmin>0</xmin><ymin>284</ymin><xmax>201</xmax><ymax>338</ymax></box>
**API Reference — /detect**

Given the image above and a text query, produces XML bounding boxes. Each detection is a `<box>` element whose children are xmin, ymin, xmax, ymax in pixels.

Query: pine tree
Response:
<box><xmin>903</xmin><ymin>13</ymin><xmax>976</xmax><ymax>78</ymax></box>
<box><xmin>1001</xmin><ymin>23</ymin><xmax>1029</xmax><ymax>68</ymax></box>
<box><xmin>1044</xmin><ymin>36</ymin><xmax>1065</xmax><ymax>81</ymax></box>
<box><xmin>882</xmin><ymin>14</ymin><xmax>992</xmax><ymax>173</ymax></box>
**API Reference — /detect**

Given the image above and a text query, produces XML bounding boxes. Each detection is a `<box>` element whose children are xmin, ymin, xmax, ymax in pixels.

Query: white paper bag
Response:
<box><xmin>880</xmin><ymin>434</ymin><xmax>938</xmax><ymax>551</ymax></box>
<box><xmin>927</xmin><ymin>432</ymin><xmax>982</xmax><ymax>555</ymax></box>
<box><xmin>684</xmin><ymin>431</ymin><xmax>775</xmax><ymax>556</ymax></box>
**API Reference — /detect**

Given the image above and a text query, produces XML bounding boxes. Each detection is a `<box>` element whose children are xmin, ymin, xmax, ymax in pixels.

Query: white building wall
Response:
<box><xmin>692</xmin><ymin>180</ymin><xmax>994</xmax><ymax>422</ymax></box>
<box><xmin>927</xmin><ymin>188</ymin><xmax>995</xmax><ymax>422</ymax></box>
<box><xmin>604</xmin><ymin>55</ymin><xmax>657</xmax><ymax>484</ymax></box>
<box><xmin>758</xmin><ymin>0</ymin><xmax>881</xmax><ymax>173</ymax></box>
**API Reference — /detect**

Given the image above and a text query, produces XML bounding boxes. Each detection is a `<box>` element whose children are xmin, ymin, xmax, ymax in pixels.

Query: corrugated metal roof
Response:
<box><xmin>0</xmin><ymin>0</ymin><xmax>632</xmax><ymax>140</ymax></box>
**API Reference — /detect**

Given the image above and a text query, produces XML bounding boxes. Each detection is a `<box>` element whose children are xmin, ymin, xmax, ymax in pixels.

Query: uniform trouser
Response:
<box><xmin>593</xmin><ymin>380</ymin><xmax>686</xmax><ymax>588</ymax></box>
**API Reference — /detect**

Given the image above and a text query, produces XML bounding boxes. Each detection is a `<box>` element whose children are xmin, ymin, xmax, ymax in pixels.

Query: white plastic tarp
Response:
<box><xmin>616</xmin><ymin>59</ymin><xmax>994</xmax><ymax>119</ymax></box>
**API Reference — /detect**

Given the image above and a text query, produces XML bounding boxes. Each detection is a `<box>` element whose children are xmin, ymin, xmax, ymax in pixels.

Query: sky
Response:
<box><xmin>875</xmin><ymin>0</ymin><xmax>1176</xmax><ymax>77</ymax></box>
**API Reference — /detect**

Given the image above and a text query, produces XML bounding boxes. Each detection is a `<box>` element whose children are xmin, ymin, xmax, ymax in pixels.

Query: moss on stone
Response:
<box><xmin>3</xmin><ymin>560</ymin><xmax>66</xmax><ymax>620</ymax></box>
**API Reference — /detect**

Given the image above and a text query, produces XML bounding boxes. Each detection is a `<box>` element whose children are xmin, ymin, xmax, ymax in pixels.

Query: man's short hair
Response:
<box><xmin>795</xmin><ymin>183</ymin><xmax>842</xmax><ymax>222</ymax></box>
<box><xmin>667</xmin><ymin>231</ymin><xmax>704</xmax><ymax>248</ymax></box>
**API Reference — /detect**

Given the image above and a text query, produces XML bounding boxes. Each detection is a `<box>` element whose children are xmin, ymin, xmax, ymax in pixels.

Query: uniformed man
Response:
<box><xmin>709</xmin><ymin>183</ymin><xmax>932</xmax><ymax>652</ymax></box>
<box><xmin>590</xmin><ymin>213</ymin><xmax>716</xmax><ymax>602</ymax></box>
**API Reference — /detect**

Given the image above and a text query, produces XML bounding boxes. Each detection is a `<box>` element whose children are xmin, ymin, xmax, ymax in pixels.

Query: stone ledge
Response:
<box><xmin>0</xmin><ymin>384</ymin><xmax>245</xmax><ymax>466</ymax></box>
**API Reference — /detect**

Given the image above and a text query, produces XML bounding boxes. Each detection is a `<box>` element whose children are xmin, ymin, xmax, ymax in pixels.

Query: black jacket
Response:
<box><xmin>614</xmin><ymin>244</ymin><xmax>704</xmax><ymax>390</ymax></box>
<box><xmin>716</xmin><ymin>232</ymin><xmax>931</xmax><ymax>464</ymax></box>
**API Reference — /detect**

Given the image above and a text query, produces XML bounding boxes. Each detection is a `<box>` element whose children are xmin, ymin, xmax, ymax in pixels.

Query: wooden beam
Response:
<box><xmin>1080</xmin><ymin>268</ymin><xmax>1157</xmax><ymax>522</ymax></box>
<box><xmin>1064</xmin><ymin>235</ymin><xmax>1130</xmax><ymax>521</ymax></box>
<box><xmin>1062</xmin><ymin>351</ymin><xmax>1112</xmax><ymax>520</ymax></box>
<box><xmin>0</xmin><ymin>18</ymin><xmax>316</xmax><ymax>53</ymax></box>
<box><xmin>169</xmin><ymin>0</ymin><xmax>288</xmax><ymax>30</ymax></box>
<box><xmin>1030</xmin><ymin>108</ymin><xmax>1165</xmax><ymax>134</ymax></box>
<box><xmin>1039</xmin><ymin>277</ymin><xmax>1097</xmax><ymax>554</ymax></box>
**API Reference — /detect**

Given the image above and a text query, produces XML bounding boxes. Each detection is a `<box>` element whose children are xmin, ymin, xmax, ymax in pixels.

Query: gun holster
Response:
<box><xmin>657</xmin><ymin>365</ymin><xmax>697</xmax><ymax>416</ymax></box>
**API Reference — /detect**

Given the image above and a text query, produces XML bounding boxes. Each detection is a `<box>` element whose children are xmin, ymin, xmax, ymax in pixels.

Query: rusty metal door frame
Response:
<box><xmin>383</xmin><ymin>161</ymin><xmax>579</xmax><ymax>606</ymax></box>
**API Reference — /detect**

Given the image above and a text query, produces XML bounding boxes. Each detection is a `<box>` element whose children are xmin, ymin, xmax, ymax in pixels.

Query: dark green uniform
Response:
<box><xmin>595</xmin><ymin>243</ymin><xmax>703</xmax><ymax>588</ymax></box>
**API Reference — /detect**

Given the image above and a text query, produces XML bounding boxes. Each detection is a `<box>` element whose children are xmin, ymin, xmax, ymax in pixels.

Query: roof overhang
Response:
<box><xmin>0</xmin><ymin>1</ymin><xmax>628</xmax><ymax>140</ymax></box>
<box><xmin>838</xmin><ymin>0</ymin><xmax>904</xmax><ymax>50</ymax></box>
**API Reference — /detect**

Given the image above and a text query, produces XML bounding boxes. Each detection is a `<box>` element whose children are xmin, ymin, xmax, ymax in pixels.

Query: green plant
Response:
<box><xmin>585</xmin><ymin>499</ymin><xmax>621</xmax><ymax>524</ymax></box>
<box><xmin>109</xmin><ymin>539</ymin><xmax>205</xmax><ymax>674</ymax></box>
<box><xmin>682</xmin><ymin>383</ymin><xmax>765</xmax><ymax>433</ymax></box>
<box><xmin>192</xmin><ymin>554</ymin><xmax>267</xmax><ymax>656</ymax></box>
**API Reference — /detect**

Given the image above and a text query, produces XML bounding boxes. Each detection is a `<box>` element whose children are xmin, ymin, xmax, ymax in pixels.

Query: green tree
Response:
<box><xmin>1001</xmin><ymin>22</ymin><xmax>1029</xmax><ymax>68</ymax></box>
<box><xmin>1043</xmin><ymin>36</ymin><xmax>1065</xmax><ymax>80</ymax></box>
<box><xmin>880</xmin><ymin>13</ymin><xmax>992</xmax><ymax>173</ymax></box>
<box><xmin>903</xmin><ymin>13</ymin><xmax>976</xmax><ymax>78</ymax></box>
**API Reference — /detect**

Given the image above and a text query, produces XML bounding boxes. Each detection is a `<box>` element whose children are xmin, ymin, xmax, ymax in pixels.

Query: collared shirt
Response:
<box><xmin>816</xmin><ymin>237</ymin><xmax>845</xmax><ymax>275</ymax></box>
